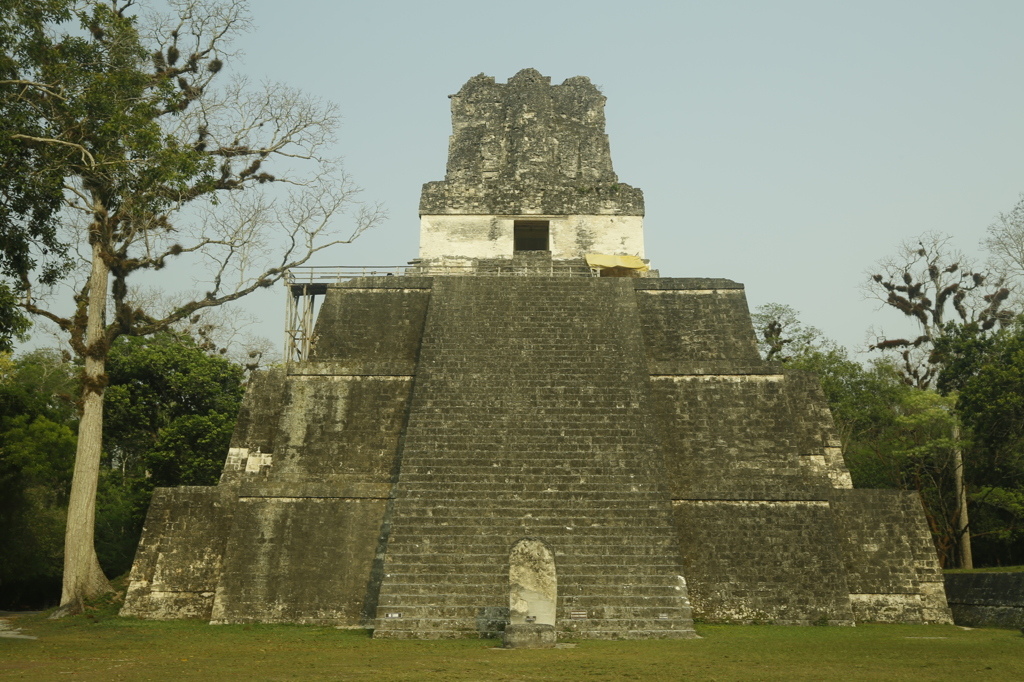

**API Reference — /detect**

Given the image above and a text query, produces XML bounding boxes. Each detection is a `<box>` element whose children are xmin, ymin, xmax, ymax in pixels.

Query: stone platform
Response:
<box><xmin>121</xmin><ymin>274</ymin><xmax>952</xmax><ymax>635</ymax></box>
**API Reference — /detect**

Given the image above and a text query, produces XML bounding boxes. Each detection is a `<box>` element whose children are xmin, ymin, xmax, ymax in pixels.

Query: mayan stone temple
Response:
<box><xmin>121</xmin><ymin>69</ymin><xmax>953</xmax><ymax>639</ymax></box>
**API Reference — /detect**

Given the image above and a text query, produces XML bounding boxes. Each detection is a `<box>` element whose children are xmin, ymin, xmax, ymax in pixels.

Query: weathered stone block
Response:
<box><xmin>120</xmin><ymin>487</ymin><xmax>236</xmax><ymax>620</ymax></box>
<box><xmin>210</xmin><ymin>496</ymin><xmax>388</xmax><ymax>625</ymax></box>
<box><xmin>503</xmin><ymin>623</ymin><xmax>557</xmax><ymax>649</ymax></box>
<box><xmin>944</xmin><ymin>572</ymin><xmax>1024</xmax><ymax>628</ymax></box>
<box><xmin>673</xmin><ymin>499</ymin><xmax>855</xmax><ymax>625</ymax></box>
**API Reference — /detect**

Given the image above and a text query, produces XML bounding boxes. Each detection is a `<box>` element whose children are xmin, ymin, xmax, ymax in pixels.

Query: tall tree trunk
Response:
<box><xmin>52</xmin><ymin>240</ymin><xmax>113</xmax><ymax>616</ymax></box>
<box><xmin>953</xmin><ymin>422</ymin><xmax>973</xmax><ymax>569</ymax></box>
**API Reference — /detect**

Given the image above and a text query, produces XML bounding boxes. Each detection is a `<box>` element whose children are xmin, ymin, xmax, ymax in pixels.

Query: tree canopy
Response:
<box><xmin>1</xmin><ymin>0</ymin><xmax>381</xmax><ymax>612</ymax></box>
<box><xmin>0</xmin><ymin>334</ymin><xmax>246</xmax><ymax>607</ymax></box>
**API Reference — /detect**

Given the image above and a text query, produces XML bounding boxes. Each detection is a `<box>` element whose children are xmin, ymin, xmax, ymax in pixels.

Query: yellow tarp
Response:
<box><xmin>585</xmin><ymin>254</ymin><xmax>650</xmax><ymax>272</ymax></box>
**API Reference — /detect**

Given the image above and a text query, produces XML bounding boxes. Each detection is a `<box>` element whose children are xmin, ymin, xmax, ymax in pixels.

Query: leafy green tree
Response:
<box><xmin>883</xmin><ymin>390</ymin><xmax>964</xmax><ymax>565</ymax></box>
<box><xmin>3</xmin><ymin>0</ymin><xmax>381</xmax><ymax>613</ymax></box>
<box><xmin>0</xmin><ymin>335</ymin><xmax>245</xmax><ymax>604</ymax></box>
<box><xmin>0</xmin><ymin>0</ymin><xmax>75</xmax><ymax>349</ymax></box>
<box><xmin>0</xmin><ymin>349</ymin><xmax>78</xmax><ymax>607</ymax></box>
<box><xmin>0</xmin><ymin>415</ymin><xmax>77</xmax><ymax>606</ymax></box>
<box><xmin>0</xmin><ymin>348</ymin><xmax>78</xmax><ymax>426</ymax></box>
<box><xmin>0</xmin><ymin>284</ymin><xmax>31</xmax><ymax>353</ymax></box>
<box><xmin>935</xmin><ymin>320</ymin><xmax>1024</xmax><ymax>565</ymax></box>
<box><xmin>92</xmin><ymin>333</ymin><xmax>245</xmax><ymax>575</ymax></box>
<box><xmin>104</xmin><ymin>333</ymin><xmax>244</xmax><ymax>482</ymax></box>
<box><xmin>861</xmin><ymin>232</ymin><xmax>1019</xmax><ymax>567</ymax></box>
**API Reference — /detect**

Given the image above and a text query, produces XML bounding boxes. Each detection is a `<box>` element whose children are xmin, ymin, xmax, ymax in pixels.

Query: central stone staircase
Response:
<box><xmin>373</xmin><ymin>276</ymin><xmax>696</xmax><ymax>639</ymax></box>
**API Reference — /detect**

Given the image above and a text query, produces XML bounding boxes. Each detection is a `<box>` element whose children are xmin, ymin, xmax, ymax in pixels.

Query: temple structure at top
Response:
<box><xmin>417</xmin><ymin>68</ymin><xmax>649</xmax><ymax>274</ymax></box>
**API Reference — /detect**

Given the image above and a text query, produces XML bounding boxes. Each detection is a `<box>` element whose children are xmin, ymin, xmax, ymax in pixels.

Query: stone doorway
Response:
<box><xmin>513</xmin><ymin>221</ymin><xmax>550</xmax><ymax>252</ymax></box>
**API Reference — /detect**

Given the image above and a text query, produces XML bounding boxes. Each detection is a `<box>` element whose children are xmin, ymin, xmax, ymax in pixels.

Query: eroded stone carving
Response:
<box><xmin>509</xmin><ymin>539</ymin><xmax>556</xmax><ymax>626</ymax></box>
<box><xmin>420</xmin><ymin>68</ymin><xmax>643</xmax><ymax>217</ymax></box>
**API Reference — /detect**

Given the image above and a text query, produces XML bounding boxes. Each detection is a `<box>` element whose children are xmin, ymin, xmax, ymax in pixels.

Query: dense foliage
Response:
<box><xmin>934</xmin><ymin>321</ymin><xmax>1024</xmax><ymax>565</ymax></box>
<box><xmin>0</xmin><ymin>334</ymin><xmax>245</xmax><ymax>608</ymax></box>
<box><xmin>0</xmin><ymin>348</ymin><xmax>77</xmax><ymax>607</ymax></box>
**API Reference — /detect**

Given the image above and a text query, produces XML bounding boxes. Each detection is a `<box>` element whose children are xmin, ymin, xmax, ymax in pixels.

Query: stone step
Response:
<box><xmin>401</xmin><ymin>422</ymin><xmax>654</xmax><ymax>430</ymax></box>
<box><xmin>373</xmin><ymin>617</ymin><xmax>696</xmax><ymax>639</ymax></box>
<box><xmin>396</xmin><ymin>456</ymin><xmax>662</xmax><ymax>466</ymax></box>
<box><xmin>395</xmin><ymin>472</ymin><xmax>667</xmax><ymax>481</ymax></box>
<box><xmin>393</xmin><ymin>486</ymin><xmax>669</xmax><ymax>497</ymax></box>
<box><xmin>376</xmin><ymin>596</ymin><xmax>692</xmax><ymax>611</ymax></box>
<box><xmin>386</xmin><ymin>522</ymin><xmax>671</xmax><ymax>535</ymax></box>
<box><xmin>383</xmin><ymin>544</ymin><xmax>680</xmax><ymax>556</ymax></box>
<box><xmin>384</xmin><ymin>524</ymin><xmax>678</xmax><ymax>536</ymax></box>
<box><xmin>409</xmin><ymin>370</ymin><xmax>639</xmax><ymax>379</ymax></box>
<box><xmin>376</xmin><ymin>596</ymin><xmax>689</xmax><ymax>611</ymax></box>
<box><xmin>383</xmin><ymin>521</ymin><xmax>677</xmax><ymax>534</ymax></box>
<box><xmin>391</xmin><ymin>464</ymin><xmax>663</xmax><ymax>475</ymax></box>
<box><xmin>382</xmin><ymin>549</ymin><xmax>680</xmax><ymax>564</ymax></box>
<box><xmin>382</xmin><ymin>553</ymin><xmax>681</xmax><ymax>568</ymax></box>
<box><xmin>379</xmin><ymin>562</ymin><xmax>684</xmax><ymax>576</ymax></box>
<box><xmin>392</xmin><ymin>488</ymin><xmax>671</xmax><ymax>497</ymax></box>
<box><xmin>386</xmin><ymin>513</ymin><xmax>676</xmax><ymax>524</ymax></box>
<box><xmin>390</xmin><ymin>482</ymin><xmax>668</xmax><ymax>493</ymax></box>
<box><xmin>372</xmin><ymin>277</ymin><xmax>695</xmax><ymax>640</ymax></box>
<box><xmin>386</xmin><ymin>510</ymin><xmax>674</xmax><ymax>522</ymax></box>
<box><xmin>397</xmin><ymin>469</ymin><xmax>663</xmax><ymax>480</ymax></box>
<box><xmin>379</xmin><ymin>563</ymin><xmax>683</xmax><ymax>576</ymax></box>
<box><xmin>410</xmin><ymin>378</ymin><xmax>638</xmax><ymax>386</ymax></box>
<box><xmin>395</xmin><ymin>454</ymin><xmax>662</xmax><ymax>464</ymax></box>
<box><xmin>400</xmin><ymin>440</ymin><xmax>656</xmax><ymax>450</ymax></box>
<box><xmin>388</xmin><ymin>495</ymin><xmax>674</xmax><ymax>507</ymax></box>
<box><xmin>374</xmin><ymin>603</ymin><xmax>692</xmax><ymax>618</ymax></box>
<box><xmin>378</xmin><ymin>582</ymin><xmax>688</xmax><ymax>597</ymax></box>
<box><xmin>401</xmin><ymin>423</ymin><xmax>654</xmax><ymax>433</ymax></box>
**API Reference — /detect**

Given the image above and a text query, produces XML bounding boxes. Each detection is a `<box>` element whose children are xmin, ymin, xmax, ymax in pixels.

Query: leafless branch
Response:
<box><xmin>10</xmin><ymin>134</ymin><xmax>96</xmax><ymax>167</ymax></box>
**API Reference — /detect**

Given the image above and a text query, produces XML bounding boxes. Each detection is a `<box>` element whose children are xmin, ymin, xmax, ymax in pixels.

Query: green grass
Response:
<box><xmin>2</xmin><ymin>611</ymin><xmax>1022</xmax><ymax>682</ymax></box>
<box><xmin>944</xmin><ymin>564</ymin><xmax>1024</xmax><ymax>574</ymax></box>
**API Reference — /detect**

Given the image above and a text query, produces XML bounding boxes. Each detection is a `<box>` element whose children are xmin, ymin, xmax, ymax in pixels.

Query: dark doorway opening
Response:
<box><xmin>514</xmin><ymin>221</ymin><xmax>550</xmax><ymax>251</ymax></box>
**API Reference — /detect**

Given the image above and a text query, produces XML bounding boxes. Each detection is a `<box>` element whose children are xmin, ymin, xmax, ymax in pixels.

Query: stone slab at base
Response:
<box><xmin>503</xmin><ymin>624</ymin><xmax>557</xmax><ymax>649</ymax></box>
<box><xmin>945</xmin><ymin>572</ymin><xmax>1024</xmax><ymax>629</ymax></box>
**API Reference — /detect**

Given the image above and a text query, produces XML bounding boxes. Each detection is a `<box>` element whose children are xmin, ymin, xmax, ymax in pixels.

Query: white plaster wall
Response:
<box><xmin>419</xmin><ymin>215</ymin><xmax>644</xmax><ymax>261</ymax></box>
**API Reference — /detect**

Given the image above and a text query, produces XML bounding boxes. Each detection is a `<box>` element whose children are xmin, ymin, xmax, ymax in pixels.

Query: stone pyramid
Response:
<box><xmin>121</xmin><ymin>69</ymin><xmax>952</xmax><ymax>637</ymax></box>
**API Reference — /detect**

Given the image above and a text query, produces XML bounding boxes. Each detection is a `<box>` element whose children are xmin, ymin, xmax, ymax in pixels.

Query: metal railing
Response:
<box><xmin>284</xmin><ymin>262</ymin><xmax>601</xmax><ymax>284</ymax></box>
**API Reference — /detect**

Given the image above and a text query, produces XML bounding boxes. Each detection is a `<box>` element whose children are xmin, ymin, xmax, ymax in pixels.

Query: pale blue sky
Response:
<box><xmin>155</xmin><ymin>1</ymin><xmax>1024</xmax><ymax>356</ymax></box>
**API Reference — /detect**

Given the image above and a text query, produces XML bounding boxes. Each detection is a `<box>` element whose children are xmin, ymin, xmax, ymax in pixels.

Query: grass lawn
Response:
<box><xmin>2</xmin><ymin>608</ymin><xmax>1022</xmax><ymax>682</ymax></box>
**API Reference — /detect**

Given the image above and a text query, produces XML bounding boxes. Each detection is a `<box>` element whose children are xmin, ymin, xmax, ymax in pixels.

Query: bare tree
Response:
<box><xmin>6</xmin><ymin>0</ymin><xmax>382</xmax><ymax>614</ymax></box>
<box><xmin>865</xmin><ymin>232</ymin><xmax>1012</xmax><ymax>390</ymax></box>
<box><xmin>984</xmin><ymin>194</ymin><xmax>1024</xmax><ymax>308</ymax></box>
